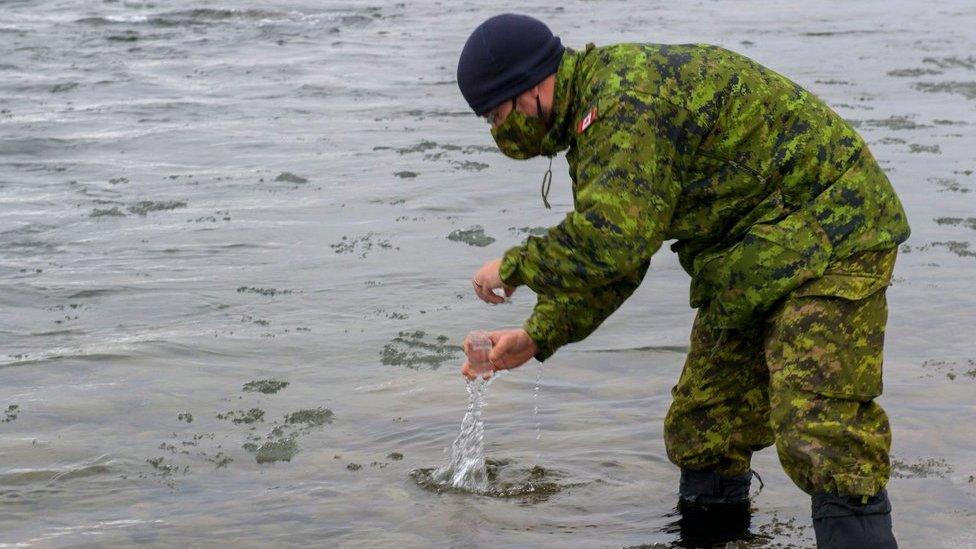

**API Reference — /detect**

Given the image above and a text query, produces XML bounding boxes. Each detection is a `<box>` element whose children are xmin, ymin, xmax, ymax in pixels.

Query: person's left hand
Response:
<box><xmin>471</xmin><ymin>258</ymin><xmax>516</xmax><ymax>304</ymax></box>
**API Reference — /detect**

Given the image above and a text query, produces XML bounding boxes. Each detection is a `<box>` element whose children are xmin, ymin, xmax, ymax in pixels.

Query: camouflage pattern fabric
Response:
<box><xmin>665</xmin><ymin>250</ymin><xmax>897</xmax><ymax>497</ymax></box>
<box><xmin>490</xmin><ymin>43</ymin><xmax>911</xmax><ymax>497</ymax></box>
<box><xmin>497</xmin><ymin>43</ymin><xmax>910</xmax><ymax>360</ymax></box>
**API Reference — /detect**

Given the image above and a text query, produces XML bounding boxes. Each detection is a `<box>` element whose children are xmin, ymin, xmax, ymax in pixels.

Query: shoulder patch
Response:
<box><xmin>577</xmin><ymin>107</ymin><xmax>598</xmax><ymax>134</ymax></box>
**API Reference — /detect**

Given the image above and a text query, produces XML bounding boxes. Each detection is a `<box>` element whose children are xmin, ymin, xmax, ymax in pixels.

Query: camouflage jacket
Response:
<box><xmin>498</xmin><ymin>43</ymin><xmax>910</xmax><ymax>361</ymax></box>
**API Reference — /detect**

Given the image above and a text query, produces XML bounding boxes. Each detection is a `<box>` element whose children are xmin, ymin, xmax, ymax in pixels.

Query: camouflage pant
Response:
<box><xmin>664</xmin><ymin>250</ymin><xmax>896</xmax><ymax>497</ymax></box>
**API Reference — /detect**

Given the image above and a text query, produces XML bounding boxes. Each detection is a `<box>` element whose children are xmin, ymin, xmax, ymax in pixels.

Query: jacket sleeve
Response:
<box><xmin>523</xmin><ymin>260</ymin><xmax>650</xmax><ymax>362</ymax></box>
<box><xmin>499</xmin><ymin>91</ymin><xmax>686</xmax><ymax>294</ymax></box>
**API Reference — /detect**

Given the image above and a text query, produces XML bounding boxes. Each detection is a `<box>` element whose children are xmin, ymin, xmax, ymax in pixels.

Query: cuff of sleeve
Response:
<box><xmin>499</xmin><ymin>246</ymin><xmax>525</xmax><ymax>287</ymax></box>
<box><xmin>523</xmin><ymin>306</ymin><xmax>566</xmax><ymax>363</ymax></box>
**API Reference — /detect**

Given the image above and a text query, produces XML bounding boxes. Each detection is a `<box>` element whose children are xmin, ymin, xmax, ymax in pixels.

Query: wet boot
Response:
<box><xmin>671</xmin><ymin>468</ymin><xmax>754</xmax><ymax>547</ymax></box>
<box><xmin>811</xmin><ymin>488</ymin><xmax>897</xmax><ymax>549</ymax></box>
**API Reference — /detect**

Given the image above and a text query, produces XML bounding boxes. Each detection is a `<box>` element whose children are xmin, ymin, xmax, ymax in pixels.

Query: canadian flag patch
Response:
<box><xmin>577</xmin><ymin>107</ymin><xmax>598</xmax><ymax>134</ymax></box>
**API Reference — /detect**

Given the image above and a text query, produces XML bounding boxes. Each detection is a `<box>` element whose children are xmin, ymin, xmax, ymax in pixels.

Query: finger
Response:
<box><xmin>479</xmin><ymin>285</ymin><xmax>504</xmax><ymax>304</ymax></box>
<box><xmin>477</xmin><ymin>286</ymin><xmax>495</xmax><ymax>304</ymax></box>
<box><xmin>489</xmin><ymin>287</ymin><xmax>509</xmax><ymax>302</ymax></box>
<box><xmin>461</xmin><ymin>361</ymin><xmax>475</xmax><ymax>380</ymax></box>
<box><xmin>503</xmin><ymin>285</ymin><xmax>516</xmax><ymax>297</ymax></box>
<box><xmin>472</xmin><ymin>282</ymin><xmax>487</xmax><ymax>302</ymax></box>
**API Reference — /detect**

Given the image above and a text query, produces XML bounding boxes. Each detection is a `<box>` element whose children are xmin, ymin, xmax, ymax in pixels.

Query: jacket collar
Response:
<box><xmin>541</xmin><ymin>44</ymin><xmax>592</xmax><ymax>155</ymax></box>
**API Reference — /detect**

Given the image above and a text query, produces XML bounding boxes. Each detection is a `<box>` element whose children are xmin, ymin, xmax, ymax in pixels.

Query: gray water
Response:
<box><xmin>1</xmin><ymin>0</ymin><xmax>975</xmax><ymax>547</ymax></box>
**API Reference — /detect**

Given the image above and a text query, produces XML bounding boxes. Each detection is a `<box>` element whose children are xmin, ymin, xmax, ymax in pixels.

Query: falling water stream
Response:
<box><xmin>430</xmin><ymin>377</ymin><xmax>492</xmax><ymax>491</ymax></box>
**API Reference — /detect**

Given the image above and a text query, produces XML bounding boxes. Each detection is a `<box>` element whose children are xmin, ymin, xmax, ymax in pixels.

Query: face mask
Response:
<box><xmin>490</xmin><ymin>97</ymin><xmax>556</xmax><ymax>209</ymax></box>
<box><xmin>490</xmin><ymin>97</ymin><xmax>550</xmax><ymax>160</ymax></box>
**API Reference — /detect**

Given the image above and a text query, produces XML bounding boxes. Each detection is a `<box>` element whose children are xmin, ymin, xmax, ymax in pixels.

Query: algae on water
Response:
<box><xmin>3</xmin><ymin>405</ymin><xmax>19</xmax><ymax>423</ymax></box>
<box><xmin>890</xmin><ymin>457</ymin><xmax>954</xmax><ymax>478</ymax></box>
<box><xmin>127</xmin><ymin>200</ymin><xmax>187</xmax><ymax>216</ymax></box>
<box><xmin>274</xmin><ymin>172</ymin><xmax>309</xmax><ymax>184</ymax></box>
<box><xmin>216</xmin><ymin>408</ymin><xmax>265</xmax><ymax>424</ymax></box>
<box><xmin>236</xmin><ymin>286</ymin><xmax>294</xmax><ymax>296</ymax></box>
<box><xmin>447</xmin><ymin>226</ymin><xmax>495</xmax><ymax>247</ymax></box>
<box><xmin>253</xmin><ymin>437</ymin><xmax>299</xmax><ymax>464</ymax></box>
<box><xmin>242</xmin><ymin>379</ymin><xmax>290</xmax><ymax>394</ymax></box>
<box><xmin>380</xmin><ymin>331</ymin><xmax>461</xmax><ymax>370</ymax></box>
<box><xmin>284</xmin><ymin>407</ymin><xmax>334</xmax><ymax>426</ymax></box>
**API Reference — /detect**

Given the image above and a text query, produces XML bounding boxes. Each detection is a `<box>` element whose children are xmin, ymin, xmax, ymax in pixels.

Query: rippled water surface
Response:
<box><xmin>2</xmin><ymin>1</ymin><xmax>975</xmax><ymax>547</ymax></box>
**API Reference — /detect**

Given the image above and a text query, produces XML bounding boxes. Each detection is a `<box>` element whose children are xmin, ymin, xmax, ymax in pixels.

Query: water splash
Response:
<box><xmin>430</xmin><ymin>377</ymin><xmax>492</xmax><ymax>491</ymax></box>
<box><xmin>533</xmin><ymin>362</ymin><xmax>543</xmax><ymax>461</ymax></box>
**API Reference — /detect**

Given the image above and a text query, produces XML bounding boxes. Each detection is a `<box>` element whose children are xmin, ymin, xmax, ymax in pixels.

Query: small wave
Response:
<box><xmin>0</xmin><ymin>457</ymin><xmax>115</xmax><ymax>486</ymax></box>
<box><xmin>0</xmin><ymin>223</ymin><xmax>59</xmax><ymax>239</ymax></box>
<box><xmin>28</xmin><ymin>329</ymin><xmax>87</xmax><ymax>337</ymax></box>
<box><xmin>74</xmin><ymin>8</ymin><xmax>376</xmax><ymax>28</ymax></box>
<box><xmin>66</xmin><ymin>288</ymin><xmax>131</xmax><ymax>299</ymax></box>
<box><xmin>74</xmin><ymin>14</ymin><xmax>149</xmax><ymax>25</ymax></box>
<box><xmin>0</xmin><ymin>137</ymin><xmax>81</xmax><ymax>156</ymax></box>
<box><xmin>1</xmin><ymin>352</ymin><xmax>131</xmax><ymax>368</ymax></box>
<box><xmin>10</xmin><ymin>518</ymin><xmax>163</xmax><ymax>547</ymax></box>
<box><xmin>0</xmin><ymin>240</ymin><xmax>60</xmax><ymax>256</ymax></box>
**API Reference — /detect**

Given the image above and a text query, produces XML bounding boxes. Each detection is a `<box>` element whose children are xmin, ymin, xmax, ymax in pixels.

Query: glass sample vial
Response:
<box><xmin>465</xmin><ymin>330</ymin><xmax>493</xmax><ymax>377</ymax></box>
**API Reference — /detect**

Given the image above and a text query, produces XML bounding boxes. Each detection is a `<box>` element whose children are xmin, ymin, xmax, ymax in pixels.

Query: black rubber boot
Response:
<box><xmin>679</xmin><ymin>468</ymin><xmax>753</xmax><ymax>510</ymax></box>
<box><xmin>668</xmin><ymin>469</ymin><xmax>754</xmax><ymax>547</ymax></box>
<box><xmin>812</xmin><ymin>488</ymin><xmax>897</xmax><ymax>549</ymax></box>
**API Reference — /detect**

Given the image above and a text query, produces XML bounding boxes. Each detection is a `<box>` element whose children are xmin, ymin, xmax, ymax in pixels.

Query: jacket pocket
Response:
<box><xmin>695</xmin><ymin>207</ymin><xmax>833</xmax><ymax>328</ymax></box>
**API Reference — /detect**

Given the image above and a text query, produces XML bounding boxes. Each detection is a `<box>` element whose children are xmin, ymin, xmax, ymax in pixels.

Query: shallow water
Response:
<box><xmin>1</xmin><ymin>0</ymin><xmax>975</xmax><ymax>547</ymax></box>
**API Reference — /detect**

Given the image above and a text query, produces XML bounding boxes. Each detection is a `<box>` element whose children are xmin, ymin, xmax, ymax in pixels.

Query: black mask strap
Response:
<box><xmin>536</xmin><ymin>95</ymin><xmax>554</xmax><ymax>209</ymax></box>
<box><xmin>540</xmin><ymin>156</ymin><xmax>553</xmax><ymax>210</ymax></box>
<box><xmin>535</xmin><ymin>95</ymin><xmax>552</xmax><ymax>128</ymax></box>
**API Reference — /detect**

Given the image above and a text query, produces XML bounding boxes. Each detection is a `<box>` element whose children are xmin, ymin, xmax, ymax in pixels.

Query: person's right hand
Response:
<box><xmin>461</xmin><ymin>328</ymin><xmax>538</xmax><ymax>380</ymax></box>
<box><xmin>471</xmin><ymin>259</ymin><xmax>515</xmax><ymax>304</ymax></box>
